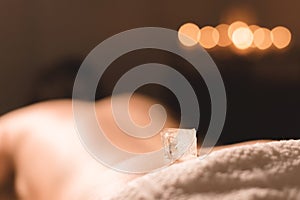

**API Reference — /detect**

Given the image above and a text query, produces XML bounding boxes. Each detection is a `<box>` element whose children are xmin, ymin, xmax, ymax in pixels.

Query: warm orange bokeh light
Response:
<box><xmin>232</xmin><ymin>27</ymin><xmax>253</xmax><ymax>49</ymax></box>
<box><xmin>178</xmin><ymin>23</ymin><xmax>201</xmax><ymax>47</ymax></box>
<box><xmin>249</xmin><ymin>25</ymin><xmax>260</xmax><ymax>47</ymax></box>
<box><xmin>199</xmin><ymin>26</ymin><xmax>219</xmax><ymax>49</ymax></box>
<box><xmin>249</xmin><ymin>25</ymin><xmax>260</xmax><ymax>32</ymax></box>
<box><xmin>216</xmin><ymin>24</ymin><xmax>231</xmax><ymax>47</ymax></box>
<box><xmin>253</xmin><ymin>28</ymin><xmax>272</xmax><ymax>50</ymax></box>
<box><xmin>178</xmin><ymin>22</ymin><xmax>290</xmax><ymax>51</ymax></box>
<box><xmin>228</xmin><ymin>21</ymin><xmax>248</xmax><ymax>39</ymax></box>
<box><xmin>271</xmin><ymin>26</ymin><xmax>292</xmax><ymax>49</ymax></box>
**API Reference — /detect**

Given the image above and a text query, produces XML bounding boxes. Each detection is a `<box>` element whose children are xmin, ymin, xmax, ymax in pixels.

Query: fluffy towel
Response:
<box><xmin>110</xmin><ymin>140</ymin><xmax>300</xmax><ymax>200</ymax></box>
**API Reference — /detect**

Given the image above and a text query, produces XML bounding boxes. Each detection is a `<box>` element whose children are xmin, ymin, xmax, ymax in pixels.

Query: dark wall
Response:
<box><xmin>0</xmin><ymin>0</ymin><xmax>299</xmax><ymax>144</ymax></box>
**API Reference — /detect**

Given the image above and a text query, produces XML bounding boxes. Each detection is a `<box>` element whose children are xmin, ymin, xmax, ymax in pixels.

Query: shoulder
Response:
<box><xmin>0</xmin><ymin>99</ymin><xmax>73</xmax><ymax>131</ymax></box>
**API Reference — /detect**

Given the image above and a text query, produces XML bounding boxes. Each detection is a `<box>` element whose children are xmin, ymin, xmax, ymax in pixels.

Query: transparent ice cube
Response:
<box><xmin>160</xmin><ymin>128</ymin><xmax>197</xmax><ymax>162</ymax></box>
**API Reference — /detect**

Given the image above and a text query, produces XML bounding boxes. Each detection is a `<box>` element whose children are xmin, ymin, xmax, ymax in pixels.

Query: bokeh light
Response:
<box><xmin>249</xmin><ymin>25</ymin><xmax>260</xmax><ymax>47</ymax></box>
<box><xmin>228</xmin><ymin>21</ymin><xmax>248</xmax><ymax>39</ymax></box>
<box><xmin>178</xmin><ymin>22</ymin><xmax>291</xmax><ymax>52</ymax></box>
<box><xmin>253</xmin><ymin>28</ymin><xmax>272</xmax><ymax>50</ymax></box>
<box><xmin>232</xmin><ymin>27</ymin><xmax>253</xmax><ymax>49</ymax></box>
<box><xmin>271</xmin><ymin>26</ymin><xmax>292</xmax><ymax>49</ymax></box>
<box><xmin>199</xmin><ymin>26</ymin><xmax>219</xmax><ymax>49</ymax></box>
<box><xmin>249</xmin><ymin>25</ymin><xmax>260</xmax><ymax>33</ymax></box>
<box><xmin>178</xmin><ymin>23</ymin><xmax>201</xmax><ymax>47</ymax></box>
<box><xmin>216</xmin><ymin>24</ymin><xmax>231</xmax><ymax>47</ymax></box>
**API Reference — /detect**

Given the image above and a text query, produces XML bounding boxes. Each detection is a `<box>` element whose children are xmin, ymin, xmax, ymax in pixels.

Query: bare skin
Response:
<box><xmin>0</xmin><ymin>95</ymin><xmax>272</xmax><ymax>200</ymax></box>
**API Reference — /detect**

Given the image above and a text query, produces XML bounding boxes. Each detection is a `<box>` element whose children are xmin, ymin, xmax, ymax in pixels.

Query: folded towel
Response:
<box><xmin>111</xmin><ymin>140</ymin><xmax>300</xmax><ymax>200</ymax></box>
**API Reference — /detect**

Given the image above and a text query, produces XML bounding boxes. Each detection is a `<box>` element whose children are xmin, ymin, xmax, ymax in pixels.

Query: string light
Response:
<box><xmin>271</xmin><ymin>26</ymin><xmax>292</xmax><ymax>49</ymax></box>
<box><xmin>249</xmin><ymin>25</ymin><xmax>260</xmax><ymax>47</ymax></box>
<box><xmin>216</xmin><ymin>24</ymin><xmax>231</xmax><ymax>47</ymax></box>
<box><xmin>199</xmin><ymin>26</ymin><xmax>219</xmax><ymax>49</ymax></box>
<box><xmin>178</xmin><ymin>23</ymin><xmax>201</xmax><ymax>47</ymax></box>
<box><xmin>228</xmin><ymin>21</ymin><xmax>248</xmax><ymax>39</ymax></box>
<box><xmin>177</xmin><ymin>22</ymin><xmax>292</xmax><ymax>52</ymax></box>
<box><xmin>232</xmin><ymin>27</ymin><xmax>253</xmax><ymax>49</ymax></box>
<box><xmin>253</xmin><ymin>28</ymin><xmax>272</xmax><ymax>50</ymax></box>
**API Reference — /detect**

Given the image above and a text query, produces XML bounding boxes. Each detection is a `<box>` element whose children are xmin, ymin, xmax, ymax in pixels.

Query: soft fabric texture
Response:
<box><xmin>110</xmin><ymin>140</ymin><xmax>300</xmax><ymax>200</ymax></box>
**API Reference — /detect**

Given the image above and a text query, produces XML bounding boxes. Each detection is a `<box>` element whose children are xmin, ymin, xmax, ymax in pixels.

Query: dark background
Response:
<box><xmin>0</xmin><ymin>0</ymin><xmax>299</xmax><ymax>145</ymax></box>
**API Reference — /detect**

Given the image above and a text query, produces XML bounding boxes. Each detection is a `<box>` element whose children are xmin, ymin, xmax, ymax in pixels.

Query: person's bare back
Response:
<box><xmin>0</xmin><ymin>95</ymin><xmax>271</xmax><ymax>199</ymax></box>
<box><xmin>0</xmin><ymin>95</ymin><xmax>178</xmax><ymax>199</ymax></box>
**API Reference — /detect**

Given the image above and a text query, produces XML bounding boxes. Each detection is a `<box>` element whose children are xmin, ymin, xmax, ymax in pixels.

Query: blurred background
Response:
<box><xmin>0</xmin><ymin>0</ymin><xmax>299</xmax><ymax>145</ymax></box>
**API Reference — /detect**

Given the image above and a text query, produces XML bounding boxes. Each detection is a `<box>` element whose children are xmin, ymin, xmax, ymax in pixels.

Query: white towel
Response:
<box><xmin>110</xmin><ymin>140</ymin><xmax>300</xmax><ymax>200</ymax></box>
